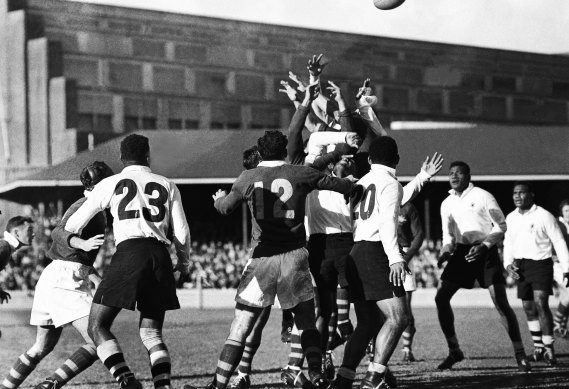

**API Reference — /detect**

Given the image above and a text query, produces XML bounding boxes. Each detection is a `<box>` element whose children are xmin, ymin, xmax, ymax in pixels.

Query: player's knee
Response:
<box><xmin>139</xmin><ymin>327</ymin><xmax>164</xmax><ymax>350</ymax></box>
<box><xmin>28</xmin><ymin>342</ymin><xmax>54</xmax><ymax>359</ymax></box>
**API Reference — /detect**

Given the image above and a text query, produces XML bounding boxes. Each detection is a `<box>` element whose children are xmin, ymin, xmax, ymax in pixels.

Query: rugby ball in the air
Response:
<box><xmin>373</xmin><ymin>0</ymin><xmax>406</xmax><ymax>10</ymax></box>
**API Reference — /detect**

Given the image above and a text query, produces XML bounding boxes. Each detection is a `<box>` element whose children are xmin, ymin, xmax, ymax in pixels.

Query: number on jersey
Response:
<box><xmin>352</xmin><ymin>184</ymin><xmax>376</xmax><ymax>221</ymax></box>
<box><xmin>253</xmin><ymin>179</ymin><xmax>295</xmax><ymax>219</ymax></box>
<box><xmin>115</xmin><ymin>179</ymin><xmax>168</xmax><ymax>222</ymax></box>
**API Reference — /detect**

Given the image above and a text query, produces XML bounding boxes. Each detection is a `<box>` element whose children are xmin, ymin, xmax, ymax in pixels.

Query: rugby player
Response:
<box><xmin>334</xmin><ymin>136</ymin><xmax>409</xmax><ymax>389</ymax></box>
<box><xmin>436</xmin><ymin>162</ymin><xmax>530</xmax><ymax>372</ymax></box>
<box><xmin>504</xmin><ymin>182</ymin><xmax>569</xmax><ymax>365</ymax></box>
<box><xmin>0</xmin><ymin>162</ymin><xmax>113</xmax><ymax>389</ymax></box>
<box><xmin>0</xmin><ymin>216</ymin><xmax>34</xmax><ymax>338</ymax></box>
<box><xmin>553</xmin><ymin>199</ymin><xmax>569</xmax><ymax>337</ymax></box>
<box><xmin>65</xmin><ymin>134</ymin><xmax>192</xmax><ymax>389</ymax></box>
<box><xmin>187</xmin><ymin>117</ymin><xmax>356</xmax><ymax>389</ymax></box>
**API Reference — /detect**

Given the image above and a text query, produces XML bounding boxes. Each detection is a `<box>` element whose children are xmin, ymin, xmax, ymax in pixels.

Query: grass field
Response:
<box><xmin>2</xmin><ymin>302</ymin><xmax>569</xmax><ymax>389</ymax></box>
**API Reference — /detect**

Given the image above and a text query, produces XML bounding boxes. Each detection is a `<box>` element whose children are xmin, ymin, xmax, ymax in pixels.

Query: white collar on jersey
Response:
<box><xmin>122</xmin><ymin>165</ymin><xmax>151</xmax><ymax>173</ymax></box>
<box><xmin>370</xmin><ymin>164</ymin><xmax>396</xmax><ymax>176</ymax></box>
<box><xmin>448</xmin><ymin>182</ymin><xmax>474</xmax><ymax>197</ymax></box>
<box><xmin>258</xmin><ymin>160</ymin><xmax>286</xmax><ymax>167</ymax></box>
<box><xmin>3</xmin><ymin>231</ymin><xmax>20</xmax><ymax>249</ymax></box>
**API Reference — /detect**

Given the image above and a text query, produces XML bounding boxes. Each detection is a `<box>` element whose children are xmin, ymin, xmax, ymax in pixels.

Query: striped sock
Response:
<box><xmin>97</xmin><ymin>339</ymin><xmax>134</xmax><ymax>383</ymax></box>
<box><xmin>327</xmin><ymin>311</ymin><xmax>338</xmax><ymax>351</ymax></box>
<box><xmin>554</xmin><ymin>304</ymin><xmax>569</xmax><ymax>328</ymax></box>
<box><xmin>140</xmin><ymin>328</ymin><xmax>171</xmax><ymax>389</ymax></box>
<box><xmin>1</xmin><ymin>352</ymin><xmax>39</xmax><ymax>389</ymax></box>
<box><xmin>300</xmin><ymin>329</ymin><xmax>322</xmax><ymax>373</ymax></box>
<box><xmin>287</xmin><ymin>325</ymin><xmax>304</xmax><ymax>368</ymax></box>
<box><xmin>527</xmin><ymin>320</ymin><xmax>544</xmax><ymax>349</ymax></box>
<box><xmin>543</xmin><ymin>335</ymin><xmax>554</xmax><ymax>354</ymax></box>
<box><xmin>50</xmin><ymin>344</ymin><xmax>97</xmax><ymax>385</ymax></box>
<box><xmin>237</xmin><ymin>342</ymin><xmax>260</xmax><ymax>375</ymax></box>
<box><xmin>336</xmin><ymin>288</ymin><xmax>350</xmax><ymax>327</ymax></box>
<box><xmin>215</xmin><ymin>339</ymin><xmax>243</xmax><ymax>389</ymax></box>
<box><xmin>401</xmin><ymin>328</ymin><xmax>416</xmax><ymax>352</ymax></box>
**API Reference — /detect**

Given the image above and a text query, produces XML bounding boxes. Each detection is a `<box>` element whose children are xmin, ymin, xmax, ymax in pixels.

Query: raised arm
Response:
<box><xmin>402</xmin><ymin>152</ymin><xmax>444</xmax><ymax>205</ymax></box>
<box><xmin>170</xmin><ymin>184</ymin><xmax>192</xmax><ymax>274</ymax></box>
<box><xmin>286</xmin><ymin>81</ymin><xmax>320</xmax><ymax>165</ymax></box>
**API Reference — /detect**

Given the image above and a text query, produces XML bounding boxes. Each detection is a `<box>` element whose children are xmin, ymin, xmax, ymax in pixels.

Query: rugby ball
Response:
<box><xmin>373</xmin><ymin>0</ymin><xmax>406</xmax><ymax>10</ymax></box>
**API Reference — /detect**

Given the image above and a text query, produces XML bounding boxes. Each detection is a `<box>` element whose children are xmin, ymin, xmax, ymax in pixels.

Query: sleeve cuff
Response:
<box><xmin>67</xmin><ymin>233</ymin><xmax>79</xmax><ymax>249</ymax></box>
<box><xmin>418</xmin><ymin>170</ymin><xmax>431</xmax><ymax>180</ymax></box>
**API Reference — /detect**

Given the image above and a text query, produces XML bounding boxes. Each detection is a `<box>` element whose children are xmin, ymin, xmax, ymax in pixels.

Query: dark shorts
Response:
<box><xmin>93</xmin><ymin>238</ymin><xmax>180</xmax><ymax>313</ymax></box>
<box><xmin>345</xmin><ymin>241</ymin><xmax>405</xmax><ymax>302</ymax></box>
<box><xmin>308</xmin><ymin>233</ymin><xmax>353</xmax><ymax>291</ymax></box>
<box><xmin>517</xmin><ymin>258</ymin><xmax>554</xmax><ymax>300</ymax></box>
<box><xmin>441</xmin><ymin>244</ymin><xmax>505</xmax><ymax>289</ymax></box>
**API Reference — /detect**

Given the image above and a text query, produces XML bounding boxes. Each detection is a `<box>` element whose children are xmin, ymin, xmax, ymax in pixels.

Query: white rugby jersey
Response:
<box><xmin>65</xmin><ymin>165</ymin><xmax>191</xmax><ymax>265</ymax></box>
<box><xmin>305</xmin><ymin>170</ymin><xmax>431</xmax><ymax>236</ymax></box>
<box><xmin>352</xmin><ymin>164</ymin><xmax>404</xmax><ymax>265</ymax></box>
<box><xmin>503</xmin><ymin>204</ymin><xmax>569</xmax><ymax>273</ymax></box>
<box><xmin>440</xmin><ymin>183</ymin><xmax>506</xmax><ymax>252</ymax></box>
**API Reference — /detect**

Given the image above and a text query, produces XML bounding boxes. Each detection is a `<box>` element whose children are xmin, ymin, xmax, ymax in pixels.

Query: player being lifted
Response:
<box><xmin>0</xmin><ymin>162</ymin><xmax>113</xmax><ymax>389</ymax></box>
<box><xmin>65</xmin><ymin>134</ymin><xmax>192</xmax><ymax>389</ymax></box>
<box><xmin>186</xmin><ymin>115</ymin><xmax>356</xmax><ymax>389</ymax></box>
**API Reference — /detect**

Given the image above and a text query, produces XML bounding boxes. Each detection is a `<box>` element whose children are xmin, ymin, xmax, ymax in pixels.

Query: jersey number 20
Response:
<box><xmin>352</xmin><ymin>184</ymin><xmax>376</xmax><ymax>221</ymax></box>
<box><xmin>115</xmin><ymin>179</ymin><xmax>168</xmax><ymax>222</ymax></box>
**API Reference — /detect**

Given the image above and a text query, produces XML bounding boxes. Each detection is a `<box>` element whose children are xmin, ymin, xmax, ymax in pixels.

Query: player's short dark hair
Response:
<box><xmin>257</xmin><ymin>130</ymin><xmax>288</xmax><ymax>161</ymax></box>
<box><xmin>243</xmin><ymin>145</ymin><xmax>261</xmax><ymax>170</ymax></box>
<box><xmin>80</xmin><ymin>161</ymin><xmax>114</xmax><ymax>191</ymax></box>
<box><xmin>120</xmin><ymin>134</ymin><xmax>149</xmax><ymax>163</ymax></box>
<box><xmin>559</xmin><ymin>199</ymin><xmax>569</xmax><ymax>215</ymax></box>
<box><xmin>513</xmin><ymin>181</ymin><xmax>534</xmax><ymax>193</ymax></box>
<box><xmin>449</xmin><ymin>161</ymin><xmax>470</xmax><ymax>175</ymax></box>
<box><xmin>368</xmin><ymin>136</ymin><xmax>399</xmax><ymax>166</ymax></box>
<box><xmin>5</xmin><ymin>216</ymin><xmax>33</xmax><ymax>233</ymax></box>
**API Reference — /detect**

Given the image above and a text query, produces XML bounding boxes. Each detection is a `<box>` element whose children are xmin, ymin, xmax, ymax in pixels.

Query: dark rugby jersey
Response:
<box><xmin>215</xmin><ymin>161</ymin><xmax>354</xmax><ymax>258</ymax></box>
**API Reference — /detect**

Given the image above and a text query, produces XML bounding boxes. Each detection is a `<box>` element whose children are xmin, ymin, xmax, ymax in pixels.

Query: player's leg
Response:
<box><xmin>138</xmin><ymin>310</ymin><xmax>173</xmax><ymax>389</ymax></box>
<box><xmin>290</xmin><ymin>299</ymin><xmax>328</xmax><ymax>388</ymax></box>
<box><xmin>533</xmin><ymin>290</ymin><xmax>556</xmax><ymax>365</ymax></box>
<box><xmin>552</xmin><ymin>260</ymin><xmax>569</xmax><ymax>337</ymax></box>
<box><xmin>401</xmin><ymin>291</ymin><xmax>416</xmax><ymax>362</ymax></box>
<box><xmin>361</xmin><ymin>296</ymin><xmax>408</xmax><ymax>389</ymax></box>
<box><xmin>281</xmin><ymin>323</ymin><xmax>310</xmax><ymax>389</ymax></box>
<box><xmin>488</xmin><ymin>283</ymin><xmax>529</xmax><ymax>371</ymax></box>
<box><xmin>88</xmin><ymin>303</ymin><xmax>138</xmax><ymax>387</ymax></box>
<box><xmin>34</xmin><ymin>316</ymin><xmax>98</xmax><ymax>389</ymax></box>
<box><xmin>335</xmin><ymin>301</ymin><xmax>381</xmax><ymax>389</ymax></box>
<box><xmin>522</xmin><ymin>299</ymin><xmax>544</xmax><ymax>362</ymax></box>
<box><xmin>0</xmin><ymin>326</ymin><xmax>62</xmax><ymax>389</ymax></box>
<box><xmin>281</xmin><ymin>309</ymin><xmax>294</xmax><ymax>343</ymax></box>
<box><xmin>335</xmin><ymin>287</ymin><xmax>353</xmax><ymax>340</ymax></box>
<box><xmin>231</xmin><ymin>306</ymin><xmax>272</xmax><ymax>389</ymax></box>
<box><xmin>215</xmin><ymin>304</ymin><xmax>263</xmax><ymax>389</ymax></box>
<box><xmin>435</xmin><ymin>280</ymin><xmax>463</xmax><ymax>369</ymax></box>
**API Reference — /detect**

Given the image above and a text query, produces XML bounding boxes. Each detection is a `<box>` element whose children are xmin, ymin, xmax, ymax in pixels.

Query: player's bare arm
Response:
<box><xmin>421</xmin><ymin>152</ymin><xmax>444</xmax><ymax>177</ymax></box>
<box><xmin>69</xmin><ymin>234</ymin><xmax>105</xmax><ymax>252</ymax></box>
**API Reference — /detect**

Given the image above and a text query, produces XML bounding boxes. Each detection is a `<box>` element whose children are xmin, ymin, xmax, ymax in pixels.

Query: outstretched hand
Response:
<box><xmin>356</xmin><ymin>78</ymin><xmax>372</xmax><ymax>100</ymax></box>
<box><xmin>327</xmin><ymin>81</ymin><xmax>343</xmax><ymax>103</ymax></box>
<box><xmin>80</xmin><ymin>234</ymin><xmax>105</xmax><ymax>252</ymax></box>
<box><xmin>421</xmin><ymin>152</ymin><xmax>444</xmax><ymax>177</ymax></box>
<box><xmin>304</xmin><ymin>81</ymin><xmax>320</xmax><ymax>103</ymax></box>
<box><xmin>279</xmin><ymin>80</ymin><xmax>298</xmax><ymax>102</ymax></box>
<box><xmin>307</xmin><ymin>54</ymin><xmax>327</xmax><ymax>77</ymax></box>
<box><xmin>288</xmin><ymin>71</ymin><xmax>306</xmax><ymax>92</ymax></box>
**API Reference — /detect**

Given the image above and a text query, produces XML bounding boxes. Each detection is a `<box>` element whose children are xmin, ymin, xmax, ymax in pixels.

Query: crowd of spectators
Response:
<box><xmin>0</xmin><ymin>207</ymin><xmax>444</xmax><ymax>291</ymax></box>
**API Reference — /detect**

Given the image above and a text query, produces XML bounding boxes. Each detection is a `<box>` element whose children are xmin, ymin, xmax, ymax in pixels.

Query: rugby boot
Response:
<box><xmin>437</xmin><ymin>348</ymin><xmax>464</xmax><ymax>370</ymax></box>
<box><xmin>553</xmin><ymin>323</ymin><xmax>568</xmax><ymax>338</ymax></box>
<box><xmin>281</xmin><ymin>367</ymin><xmax>312</xmax><ymax>389</ymax></box>
<box><xmin>229</xmin><ymin>374</ymin><xmax>251</xmax><ymax>389</ymax></box>
<box><xmin>33</xmin><ymin>379</ymin><xmax>61</xmax><ymax>389</ymax></box>
<box><xmin>401</xmin><ymin>348</ymin><xmax>416</xmax><ymax>362</ymax></box>
<box><xmin>543</xmin><ymin>348</ymin><xmax>557</xmax><ymax>366</ymax></box>
<box><xmin>118</xmin><ymin>375</ymin><xmax>143</xmax><ymax>389</ymax></box>
<box><xmin>530</xmin><ymin>347</ymin><xmax>544</xmax><ymax>362</ymax></box>
<box><xmin>328</xmin><ymin>322</ymin><xmax>354</xmax><ymax>350</ymax></box>
<box><xmin>515</xmin><ymin>353</ymin><xmax>532</xmax><ymax>373</ymax></box>
<box><xmin>308</xmin><ymin>370</ymin><xmax>331</xmax><ymax>389</ymax></box>
<box><xmin>360</xmin><ymin>370</ymin><xmax>396</xmax><ymax>389</ymax></box>
<box><xmin>322</xmin><ymin>351</ymin><xmax>335</xmax><ymax>380</ymax></box>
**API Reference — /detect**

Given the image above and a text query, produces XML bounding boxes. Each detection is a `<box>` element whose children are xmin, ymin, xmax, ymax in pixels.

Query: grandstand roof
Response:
<box><xmin>0</xmin><ymin>125</ymin><xmax>567</xmax><ymax>203</ymax></box>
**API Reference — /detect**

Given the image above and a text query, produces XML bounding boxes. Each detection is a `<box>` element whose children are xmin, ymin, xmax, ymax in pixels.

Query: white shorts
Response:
<box><xmin>30</xmin><ymin>260</ymin><xmax>93</xmax><ymax>328</ymax></box>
